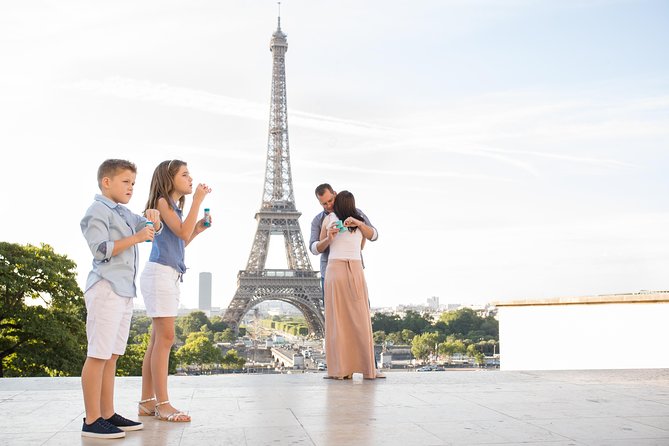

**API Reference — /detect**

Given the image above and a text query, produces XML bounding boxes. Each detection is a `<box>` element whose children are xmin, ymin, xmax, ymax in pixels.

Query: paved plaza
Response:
<box><xmin>1</xmin><ymin>368</ymin><xmax>668</xmax><ymax>445</ymax></box>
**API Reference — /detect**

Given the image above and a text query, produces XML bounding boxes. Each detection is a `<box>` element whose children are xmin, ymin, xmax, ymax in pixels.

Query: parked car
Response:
<box><xmin>417</xmin><ymin>365</ymin><xmax>447</xmax><ymax>372</ymax></box>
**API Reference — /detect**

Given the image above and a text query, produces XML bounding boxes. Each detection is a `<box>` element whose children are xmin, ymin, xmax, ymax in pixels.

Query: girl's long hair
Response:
<box><xmin>332</xmin><ymin>190</ymin><xmax>364</xmax><ymax>232</ymax></box>
<box><xmin>145</xmin><ymin>159</ymin><xmax>187</xmax><ymax>212</ymax></box>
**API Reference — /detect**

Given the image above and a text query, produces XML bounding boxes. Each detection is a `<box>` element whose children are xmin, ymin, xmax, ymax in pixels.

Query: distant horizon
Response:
<box><xmin>128</xmin><ymin>289</ymin><xmax>669</xmax><ymax>315</ymax></box>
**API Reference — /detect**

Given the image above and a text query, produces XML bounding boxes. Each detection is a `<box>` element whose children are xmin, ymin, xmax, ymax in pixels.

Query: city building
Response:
<box><xmin>495</xmin><ymin>290</ymin><xmax>669</xmax><ymax>370</ymax></box>
<box><xmin>199</xmin><ymin>272</ymin><xmax>212</xmax><ymax>313</ymax></box>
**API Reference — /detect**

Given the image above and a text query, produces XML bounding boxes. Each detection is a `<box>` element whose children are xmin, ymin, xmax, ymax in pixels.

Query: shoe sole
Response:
<box><xmin>81</xmin><ymin>431</ymin><xmax>126</xmax><ymax>439</ymax></box>
<box><xmin>117</xmin><ymin>424</ymin><xmax>144</xmax><ymax>431</ymax></box>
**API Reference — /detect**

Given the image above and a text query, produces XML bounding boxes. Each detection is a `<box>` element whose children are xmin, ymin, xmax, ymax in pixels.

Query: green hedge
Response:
<box><xmin>258</xmin><ymin>319</ymin><xmax>308</xmax><ymax>336</ymax></box>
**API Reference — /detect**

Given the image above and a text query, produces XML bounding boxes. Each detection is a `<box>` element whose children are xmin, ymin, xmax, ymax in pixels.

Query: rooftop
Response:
<box><xmin>1</xmin><ymin>369</ymin><xmax>668</xmax><ymax>445</ymax></box>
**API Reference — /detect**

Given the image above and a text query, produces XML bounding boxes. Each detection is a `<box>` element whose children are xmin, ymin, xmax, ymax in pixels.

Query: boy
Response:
<box><xmin>80</xmin><ymin>159</ymin><xmax>161</xmax><ymax>439</ymax></box>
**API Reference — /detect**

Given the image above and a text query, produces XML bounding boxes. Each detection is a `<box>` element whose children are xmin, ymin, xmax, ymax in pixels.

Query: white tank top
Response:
<box><xmin>325</xmin><ymin>213</ymin><xmax>363</xmax><ymax>261</ymax></box>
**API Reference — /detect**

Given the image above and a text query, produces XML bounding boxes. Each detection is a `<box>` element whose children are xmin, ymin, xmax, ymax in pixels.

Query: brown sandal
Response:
<box><xmin>323</xmin><ymin>375</ymin><xmax>352</xmax><ymax>380</ymax></box>
<box><xmin>137</xmin><ymin>397</ymin><xmax>156</xmax><ymax>416</ymax></box>
<box><xmin>364</xmin><ymin>372</ymin><xmax>387</xmax><ymax>380</ymax></box>
<box><xmin>155</xmin><ymin>400</ymin><xmax>191</xmax><ymax>422</ymax></box>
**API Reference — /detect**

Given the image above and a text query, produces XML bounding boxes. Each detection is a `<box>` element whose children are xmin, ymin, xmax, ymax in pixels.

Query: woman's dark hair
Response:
<box><xmin>333</xmin><ymin>190</ymin><xmax>364</xmax><ymax>232</ymax></box>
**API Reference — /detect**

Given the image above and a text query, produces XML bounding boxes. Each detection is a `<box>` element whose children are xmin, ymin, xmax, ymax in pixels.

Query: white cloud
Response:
<box><xmin>65</xmin><ymin>77</ymin><xmax>392</xmax><ymax>136</ymax></box>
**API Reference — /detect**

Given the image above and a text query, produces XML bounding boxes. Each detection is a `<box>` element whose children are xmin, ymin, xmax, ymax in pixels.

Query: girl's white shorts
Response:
<box><xmin>140</xmin><ymin>262</ymin><xmax>181</xmax><ymax>318</ymax></box>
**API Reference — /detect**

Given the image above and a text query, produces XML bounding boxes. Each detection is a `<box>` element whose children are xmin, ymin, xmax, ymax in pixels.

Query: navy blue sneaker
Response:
<box><xmin>81</xmin><ymin>417</ymin><xmax>125</xmax><ymax>439</ymax></box>
<box><xmin>105</xmin><ymin>413</ymin><xmax>144</xmax><ymax>431</ymax></box>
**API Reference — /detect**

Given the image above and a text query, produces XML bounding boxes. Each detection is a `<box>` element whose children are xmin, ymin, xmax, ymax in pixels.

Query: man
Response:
<box><xmin>309</xmin><ymin>183</ymin><xmax>378</xmax><ymax>291</ymax></box>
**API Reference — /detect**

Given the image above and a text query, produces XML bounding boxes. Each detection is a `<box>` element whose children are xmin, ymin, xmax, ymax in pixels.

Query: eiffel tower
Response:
<box><xmin>223</xmin><ymin>15</ymin><xmax>325</xmax><ymax>337</ymax></box>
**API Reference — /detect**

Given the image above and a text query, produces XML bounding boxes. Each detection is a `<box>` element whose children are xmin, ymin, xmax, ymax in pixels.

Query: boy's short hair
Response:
<box><xmin>97</xmin><ymin>159</ymin><xmax>137</xmax><ymax>189</ymax></box>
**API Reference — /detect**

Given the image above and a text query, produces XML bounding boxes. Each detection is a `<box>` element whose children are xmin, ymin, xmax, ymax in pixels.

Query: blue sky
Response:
<box><xmin>1</xmin><ymin>1</ymin><xmax>667</xmax><ymax>310</ymax></box>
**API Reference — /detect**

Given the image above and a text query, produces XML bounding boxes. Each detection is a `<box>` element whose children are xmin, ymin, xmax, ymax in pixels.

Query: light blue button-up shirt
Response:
<box><xmin>81</xmin><ymin>194</ymin><xmax>150</xmax><ymax>298</ymax></box>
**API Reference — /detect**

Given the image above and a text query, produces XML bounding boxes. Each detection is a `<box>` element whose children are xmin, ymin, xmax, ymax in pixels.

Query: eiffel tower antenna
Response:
<box><xmin>223</xmin><ymin>14</ymin><xmax>325</xmax><ymax>336</ymax></box>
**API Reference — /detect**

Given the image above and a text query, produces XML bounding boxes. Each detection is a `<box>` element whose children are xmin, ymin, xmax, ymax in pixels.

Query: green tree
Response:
<box><xmin>386</xmin><ymin>332</ymin><xmax>404</xmax><ymax>345</ymax></box>
<box><xmin>373</xmin><ymin>330</ymin><xmax>386</xmax><ymax>345</ymax></box>
<box><xmin>465</xmin><ymin>330</ymin><xmax>487</xmax><ymax>344</ymax></box>
<box><xmin>371</xmin><ymin>313</ymin><xmax>401</xmax><ymax>334</ymax></box>
<box><xmin>466</xmin><ymin>343</ymin><xmax>479</xmax><ymax>358</ymax></box>
<box><xmin>177</xmin><ymin>311</ymin><xmax>211</xmax><ymax>339</ymax></box>
<box><xmin>433</xmin><ymin>319</ymin><xmax>448</xmax><ymax>335</ymax></box>
<box><xmin>174</xmin><ymin>324</ymin><xmax>184</xmax><ymax>342</ymax></box>
<box><xmin>485</xmin><ymin>339</ymin><xmax>499</xmax><ymax>356</ymax></box>
<box><xmin>439</xmin><ymin>339</ymin><xmax>466</xmax><ymax>361</ymax></box>
<box><xmin>0</xmin><ymin>243</ymin><xmax>86</xmax><ymax>377</ymax></box>
<box><xmin>220</xmin><ymin>349</ymin><xmax>246</xmax><ymax>369</ymax></box>
<box><xmin>209</xmin><ymin>315</ymin><xmax>228</xmax><ymax>332</ymax></box>
<box><xmin>411</xmin><ymin>332</ymin><xmax>439</xmax><ymax>362</ymax></box>
<box><xmin>117</xmin><ymin>323</ymin><xmax>178</xmax><ymax>376</ymax></box>
<box><xmin>175</xmin><ymin>332</ymin><xmax>222</xmax><ymax>372</ymax></box>
<box><xmin>439</xmin><ymin>308</ymin><xmax>479</xmax><ymax>337</ymax></box>
<box><xmin>200</xmin><ymin>324</ymin><xmax>213</xmax><ymax>341</ymax></box>
<box><xmin>400</xmin><ymin>328</ymin><xmax>416</xmax><ymax>344</ymax></box>
<box><xmin>480</xmin><ymin>316</ymin><xmax>499</xmax><ymax>338</ymax></box>
<box><xmin>116</xmin><ymin>333</ymin><xmax>149</xmax><ymax>376</ymax></box>
<box><xmin>213</xmin><ymin>328</ymin><xmax>236</xmax><ymax>344</ymax></box>
<box><xmin>128</xmin><ymin>315</ymin><xmax>151</xmax><ymax>340</ymax></box>
<box><xmin>401</xmin><ymin>310</ymin><xmax>432</xmax><ymax>335</ymax></box>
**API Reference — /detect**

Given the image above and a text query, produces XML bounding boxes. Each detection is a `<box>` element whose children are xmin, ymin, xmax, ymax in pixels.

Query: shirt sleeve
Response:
<box><xmin>358</xmin><ymin>209</ymin><xmax>378</xmax><ymax>241</ymax></box>
<box><xmin>134</xmin><ymin>215</ymin><xmax>147</xmax><ymax>233</ymax></box>
<box><xmin>133</xmin><ymin>214</ymin><xmax>163</xmax><ymax>235</ymax></box>
<box><xmin>309</xmin><ymin>214</ymin><xmax>322</xmax><ymax>256</ymax></box>
<box><xmin>81</xmin><ymin>208</ymin><xmax>114</xmax><ymax>262</ymax></box>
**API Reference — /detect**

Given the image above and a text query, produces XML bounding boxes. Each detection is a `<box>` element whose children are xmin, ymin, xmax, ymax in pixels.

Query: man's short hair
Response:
<box><xmin>315</xmin><ymin>183</ymin><xmax>334</xmax><ymax>197</ymax></box>
<box><xmin>97</xmin><ymin>159</ymin><xmax>137</xmax><ymax>188</ymax></box>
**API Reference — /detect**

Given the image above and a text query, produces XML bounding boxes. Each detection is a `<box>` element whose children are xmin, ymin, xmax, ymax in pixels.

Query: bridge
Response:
<box><xmin>270</xmin><ymin>347</ymin><xmax>304</xmax><ymax>369</ymax></box>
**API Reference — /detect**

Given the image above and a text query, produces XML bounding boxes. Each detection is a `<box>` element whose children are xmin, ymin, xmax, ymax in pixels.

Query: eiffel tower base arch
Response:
<box><xmin>223</xmin><ymin>271</ymin><xmax>324</xmax><ymax>337</ymax></box>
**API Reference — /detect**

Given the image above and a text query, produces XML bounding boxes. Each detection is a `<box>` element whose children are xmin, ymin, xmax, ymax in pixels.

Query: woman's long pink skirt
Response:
<box><xmin>324</xmin><ymin>259</ymin><xmax>376</xmax><ymax>379</ymax></box>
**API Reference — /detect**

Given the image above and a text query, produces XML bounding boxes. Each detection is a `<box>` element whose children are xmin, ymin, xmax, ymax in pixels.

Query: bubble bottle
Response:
<box><xmin>145</xmin><ymin>221</ymin><xmax>153</xmax><ymax>242</ymax></box>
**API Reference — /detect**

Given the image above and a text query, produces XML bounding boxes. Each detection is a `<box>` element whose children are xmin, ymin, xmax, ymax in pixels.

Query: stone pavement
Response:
<box><xmin>1</xmin><ymin>368</ymin><xmax>668</xmax><ymax>445</ymax></box>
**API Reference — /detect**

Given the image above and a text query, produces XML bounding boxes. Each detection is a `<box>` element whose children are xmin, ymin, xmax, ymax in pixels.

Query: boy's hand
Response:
<box><xmin>138</xmin><ymin>224</ymin><xmax>155</xmax><ymax>243</ymax></box>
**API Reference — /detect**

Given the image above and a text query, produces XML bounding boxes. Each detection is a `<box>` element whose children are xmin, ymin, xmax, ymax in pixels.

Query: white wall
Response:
<box><xmin>498</xmin><ymin>302</ymin><xmax>669</xmax><ymax>370</ymax></box>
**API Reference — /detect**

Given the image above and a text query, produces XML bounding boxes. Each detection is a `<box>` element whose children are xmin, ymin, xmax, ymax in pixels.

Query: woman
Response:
<box><xmin>317</xmin><ymin>190</ymin><xmax>383</xmax><ymax>379</ymax></box>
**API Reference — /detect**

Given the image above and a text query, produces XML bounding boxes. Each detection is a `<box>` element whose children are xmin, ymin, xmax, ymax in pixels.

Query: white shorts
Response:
<box><xmin>84</xmin><ymin>280</ymin><xmax>134</xmax><ymax>359</ymax></box>
<box><xmin>140</xmin><ymin>262</ymin><xmax>181</xmax><ymax>318</ymax></box>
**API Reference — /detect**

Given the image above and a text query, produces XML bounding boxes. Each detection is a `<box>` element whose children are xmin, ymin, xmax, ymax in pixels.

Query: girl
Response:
<box><xmin>137</xmin><ymin>159</ymin><xmax>211</xmax><ymax>422</ymax></box>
